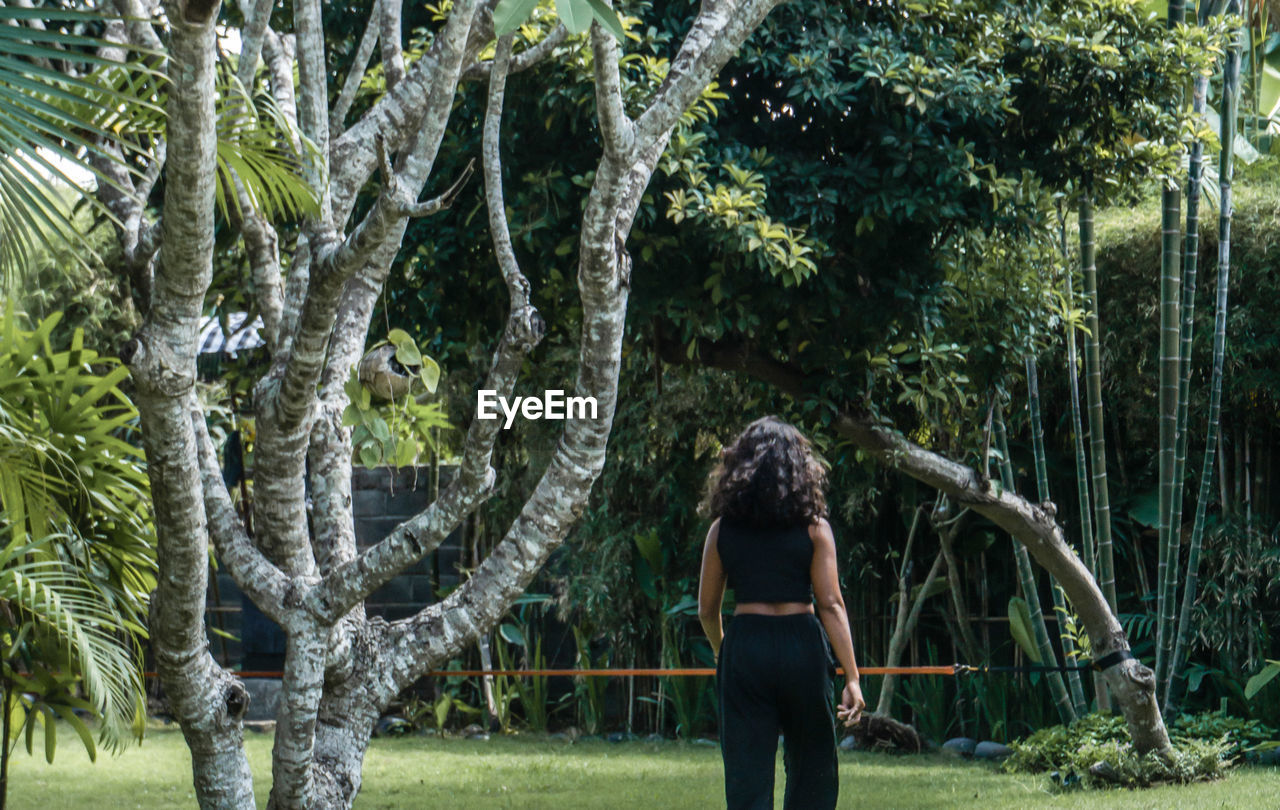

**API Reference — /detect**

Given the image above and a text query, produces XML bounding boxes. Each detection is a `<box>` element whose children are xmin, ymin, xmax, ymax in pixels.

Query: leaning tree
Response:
<box><xmin>82</xmin><ymin>0</ymin><xmax>790</xmax><ymax>806</ymax></box>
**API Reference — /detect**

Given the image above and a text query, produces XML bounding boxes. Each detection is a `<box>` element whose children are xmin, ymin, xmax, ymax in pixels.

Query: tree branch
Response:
<box><xmin>591</xmin><ymin>19</ymin><xmax>633</xmax><ymax>159</ymax></box>
<box><xmin>379</xmin><ymin>0</ymin><xmax>405</xmax><ymax>90</ymax></box>
<box><xmin>327</xmin><ymin>0</ymin><xmax>492</xmax><ymax>225</ymax></box>
<box><xmin>307</xmin><ymin>45</ymin><xmax>540</xmax><ymax>619</ymax></box>
<box><xmin>234</xmin><ymin>0</ymin><xmax>273</xmax><ymax>86</ymax></box>
<box><xmin>460</xmin><ymin>23</ymin><xmax>568</xmax><ymax>83</ymax></box>
<box><xmin>122</xmin><ymin>6</ymin><xmax>257</xmax><ymax>804</ymax></box>
<box><xmin>291</xmin><ymin>0</ymin><xmax>331</xmax><ymax>222</ymax></box>
<box><xmin>633</xmin><ymin>0</ymin><xmax>780</xmax><ymax>145</ymax></box>
<box><xmin>192</xmin><ymin>408</ymin><xmax>291</xmax><ymax>622</ymax></box>
<box><xmin>331</xmin><ymin>0</ymin><xmax>381</xmax><ymax>133</ymax></box>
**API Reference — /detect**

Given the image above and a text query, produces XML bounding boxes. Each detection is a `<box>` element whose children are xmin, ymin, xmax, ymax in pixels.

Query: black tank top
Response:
<box><xmin>717</xmin><ymin>519</ymin><xmax>815</xmax><ymax>603</ymax></box>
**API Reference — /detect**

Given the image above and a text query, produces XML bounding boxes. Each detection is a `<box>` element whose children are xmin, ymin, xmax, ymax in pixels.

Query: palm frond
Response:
<box><xmin>213</xmin><ymin>68</ymin><xmax>321</xmax><ymax>223</ymax></box>
<box><xmin>0</xmin><ymin>7</ymin><xmax>166</xmax><ymax>289</ymax></box>
<box><xmin>0</xmin><ymin>536</ymin><xmax>146</xmax><ymax>749</ymax></box>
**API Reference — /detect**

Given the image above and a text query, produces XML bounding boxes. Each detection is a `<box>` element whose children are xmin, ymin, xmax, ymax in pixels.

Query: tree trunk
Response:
<box><xmin>876</xmin><ymin>550</ymin><xmax>944</xmax><ymax>716</ymax></box>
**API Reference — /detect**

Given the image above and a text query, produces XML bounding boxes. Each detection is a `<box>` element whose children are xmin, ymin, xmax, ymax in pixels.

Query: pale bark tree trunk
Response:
<box><xmin>104</xmin><ymin>2</ymin><xmax>791</xmax><ymax>807</ymax></box>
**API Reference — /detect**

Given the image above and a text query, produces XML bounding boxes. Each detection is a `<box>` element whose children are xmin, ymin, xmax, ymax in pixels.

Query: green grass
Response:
<box><xmin>9</xmin><ymin>726</ymin><xmax>1280</xmax><ymax>809</ymax></box>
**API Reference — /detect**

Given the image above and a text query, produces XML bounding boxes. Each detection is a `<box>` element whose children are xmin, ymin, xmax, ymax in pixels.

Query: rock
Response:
<box><xmin>692</xmin><ymin>738</ymin><xmax>717</xmax><ymax>747</ymax></box>
<box><xmin>941</xmin><ymin>737</ymin><xmax>977</xmax><ymax>757</ymax></box>
<box><xmin>974</xmin><ymin>741</ymin><xmax>1012</xmax><ymax>761</ymax></box>
<box><xmin>460</xmin><ymin>723</ymin><xmax>484</xmax><ymax>737</ymax></box>
<box><xmin>607</xmin><ymin>732</ymin><xmax>635</xmax><ymax>743</ymax></box>
<box><xmin>838</xmin><ymin>735</ymin><xmax>858</xmax><ymax>751</ymax></box>
<box><xmin>644</xmin><ymin>733</ymin><xmax>665</xmax><ymax>743</ymax></box>
<box><xmin>244</xmin><ymin>720</ymin><xmax>276</xmax><ymax>734</ymax></box>
<box><xmin>466</xmin><ymin>731</ymin><xmax>490</xmax><ymax>741</ymax></box>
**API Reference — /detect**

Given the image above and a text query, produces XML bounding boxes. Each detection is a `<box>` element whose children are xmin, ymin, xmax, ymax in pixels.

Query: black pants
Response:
<box><xmin>715</xmin><ymin>613</ymin><xmax>838</xmax><ymax>810</ymax></box>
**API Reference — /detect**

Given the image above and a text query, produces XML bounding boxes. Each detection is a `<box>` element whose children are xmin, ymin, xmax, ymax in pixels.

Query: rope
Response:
<box><xmin>141</xmin><ymin>653</ymin><xmax>1135</xmax><ymax>680</ymax></box>
<box><xmin>141</xmin><ymin>664</ymin><xmax>953</xmax><ymax>679</ymax></box>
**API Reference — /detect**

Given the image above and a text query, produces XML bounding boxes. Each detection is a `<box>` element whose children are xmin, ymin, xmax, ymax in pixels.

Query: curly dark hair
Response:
<box><xmin>702</xmin><ymin>416</ymin><xmax>828</xmax><ymax>527</ymax></box>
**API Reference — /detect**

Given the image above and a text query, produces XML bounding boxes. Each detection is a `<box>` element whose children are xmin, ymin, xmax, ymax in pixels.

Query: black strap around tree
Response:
<box><xmin>958</xmin><ymin>649</ymin><xmax>1137</xmax><ymax>676</ymax></box>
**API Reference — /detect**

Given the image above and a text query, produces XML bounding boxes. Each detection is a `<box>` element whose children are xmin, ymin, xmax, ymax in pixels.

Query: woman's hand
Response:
<box><xmin>836</xmin><ymin>680</ymin><xmax>865</xmax><ymax>727</ymax></box>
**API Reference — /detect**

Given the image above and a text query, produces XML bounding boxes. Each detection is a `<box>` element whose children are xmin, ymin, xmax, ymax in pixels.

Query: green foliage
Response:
<box><xmin>342</xmin><ymin>329</ymin><xmax>453</xmax><ymax>469</ymax></box>
<box><xmin>494</xmin><ymin>0</ymin><xmax>624</xmax><ymax>40</ymax></box>
<box><xmin>15</xmin><ymin>194</ymin><xmax>139</xmax><ymax>353</ymax></box>
<box><xmin>0</xmin><ymin>8</ymin><xmax>320</xmax><ymax>287</ymax></box>
<box><xmin>1004</xmin><ymin>712</ymin><xmax>1238</xmax><ymax>787</ymax></box>
<box><xmin>1246</xmin><ymin>660</ymin><xmax>1280</xmax><ymax>700</ymax></box>
<box><xmin>1007</xmin><ymin>596</ymin><xmax>1041</xmax><ymax>663</ymax></box>
<box><xmin>0</xmin><ymin>7</ymin><xmax>165</xmax><ymax>282</ymax></box>
<box><xmin>0</xmin><ymin>307</ymin><xmax>152</xmax><ymax>769</ymax></box>
<box><xmin>572</xmin><ymin>625</ymin><xmax>610</xmax><ymax>735</ymax></box>
<box><xmin>212</xmin><ymin>67</ymin><xmax>322</xmax><ymax>224</ymax></box>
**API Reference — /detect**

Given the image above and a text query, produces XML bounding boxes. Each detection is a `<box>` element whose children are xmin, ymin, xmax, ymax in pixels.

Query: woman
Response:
<box><xmin>698</xmin><ymin>416</ymin><xmax>864</xmax><ymax>810</ymax></box>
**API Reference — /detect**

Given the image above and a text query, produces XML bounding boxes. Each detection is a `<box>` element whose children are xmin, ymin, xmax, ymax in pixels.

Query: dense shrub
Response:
<box><xmin>1002</xmin><ymin>711</ymin><xmax>1261</xmax><ymax>788</ymax></box>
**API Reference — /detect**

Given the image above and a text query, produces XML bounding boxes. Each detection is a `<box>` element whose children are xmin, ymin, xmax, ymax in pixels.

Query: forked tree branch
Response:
<box><xmin>308</xmin><ymin>38</ymin><xmax>537</xmax><ymax>621</ymax></box>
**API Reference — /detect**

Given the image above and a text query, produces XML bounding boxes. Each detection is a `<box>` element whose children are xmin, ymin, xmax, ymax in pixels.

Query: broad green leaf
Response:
<box><xmin>499</xmin><ymin>622</ymin><xmax>527</xmax><ymax>647</ymax></box>
<box><xmin>358</xmin><ymin>443</ymin><xmax>381</xmax><ymax>468</ymax></box>
<box><xmin>908</xmin><ymin>576</ymin><xmax>950</xmax><ymax>603</ymax></box>
<box><xmin>1246</xmin><ymin>660</ymin><xmax>1280</xmax><ymax>700</ymax></box>
<box><xmin>1008</xmin><ymin>596</ymin><xmax>1042</xmax><ymax>664</ymax></box>
<box><xmin>420</xmin><ymin>356</ymin><xmax>441</xmax><ymax>394</ymax></box>
<box><xmin>584</xmin><ymin>0</ymin><xmax>626</xmax><ymax>41</ymax></box>
<box><xmin>493</xmin><ymin>0</ymin><xmax>540</xmax><ymax>35</ymax></box>
<box><xmin>555</xmin><ymin>0</ymin><xmax>594</xmax><ymax>33</ymax></box>
<box><xmin>633</xmin><ymin>529</ymin><xmax>662</xmax><ymax>573</ymax></box>
<box><xmin>386</xmin><ymin>328</ymin><xmax>412</xmax><ymax>346</ymax></box>
<box><xmin>41</xmin><ymin>704</ymin><xmax>56</xmax><ymax>763</ymax></box>
<box><xmin>49</xmin><ymin>703</ymin><xmax>94</xmax><ymax>762</ymax></box>
<box><xmin>394</xmin><ymin>341</ymin><xmax>422</xmax><ymax>368</ymax></box>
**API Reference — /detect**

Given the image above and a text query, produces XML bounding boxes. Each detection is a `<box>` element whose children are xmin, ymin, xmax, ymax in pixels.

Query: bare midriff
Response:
<box><xmin>734</xmin><ymin>602</ymin><xmax>814</xmax><ymax>616</ymax></box>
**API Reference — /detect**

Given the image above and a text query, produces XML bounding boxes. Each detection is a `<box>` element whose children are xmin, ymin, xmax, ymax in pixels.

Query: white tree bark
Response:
<box><xmin>107</xmin><ymin>2</ymin><xmax>791</xmax><ymax>807</ymax></box>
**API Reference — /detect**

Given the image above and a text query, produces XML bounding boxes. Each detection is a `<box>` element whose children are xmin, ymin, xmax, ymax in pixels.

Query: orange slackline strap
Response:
<box><xmin>143</xmin><ymin>665</ymin><xmax>960</xmax><ymax>679</ymax></box>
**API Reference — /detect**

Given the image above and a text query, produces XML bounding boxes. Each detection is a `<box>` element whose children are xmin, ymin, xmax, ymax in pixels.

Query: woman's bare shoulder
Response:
<box><xmin>808</xmin><ymin>517</ymin><xmax>834</xmax><ymax>542</ymax></box>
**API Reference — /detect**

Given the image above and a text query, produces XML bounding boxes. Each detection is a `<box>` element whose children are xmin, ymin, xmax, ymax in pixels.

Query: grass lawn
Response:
<box><xmin>9</xmin><ymin>726</ymin><xmax>1280</xmax><ymax>809</ymax></box>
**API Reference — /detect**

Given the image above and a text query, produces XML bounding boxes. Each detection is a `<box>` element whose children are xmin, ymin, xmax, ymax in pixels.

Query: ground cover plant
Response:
<box><xmin>1003</xmin><ymin>710</ymin><xmax>1278</xmax><ymax>788</ymax></box>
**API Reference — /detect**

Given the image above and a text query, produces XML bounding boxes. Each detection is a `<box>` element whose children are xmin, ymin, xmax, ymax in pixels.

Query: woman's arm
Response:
<box><xmin>697</xmin><ymin>519</ymin><xmax>727</xmax><ymax>658</ymax></box>
<box><xmin>811</xmin><ymin>518</ymin><xmax>865</xmax><ymax>725</ymax></box>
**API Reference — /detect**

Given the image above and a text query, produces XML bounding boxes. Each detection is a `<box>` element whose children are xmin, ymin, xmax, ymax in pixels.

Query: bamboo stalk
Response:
<box><xmin>1154</xmin><ymin>0</ymin><xmax>1188</xmax><ymax>698</ymax></box>
<box><xmin>1167</xmin><ymin>0</ymin><xmax>1242</xmax><ymax>709</ymax></box>
<box><xmin>1026</xmin><ymin>356</ymin><xmax>1089</xmax><ymax>716</ymax></box>
<box><xmin>1061</xmin><ymin>216</ymin><xmax>1097</xmax><ymax>576</ymax></box>
<box><xmin>1079</xmin><ymin>196</ymin><xmax>1117</xmax><ymax>613</ymax></box>
<box><xmin>994</xmin><ymin>407</ymin><xmax>1076</xmax><ymax>724</ymax></box>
